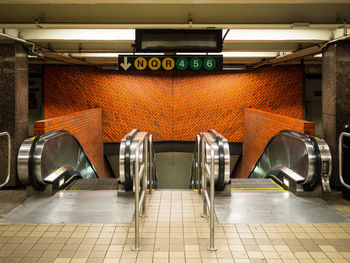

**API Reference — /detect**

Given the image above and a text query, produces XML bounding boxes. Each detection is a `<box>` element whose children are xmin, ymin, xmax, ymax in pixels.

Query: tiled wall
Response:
<box><xmin>34</xmin><ymin>109</ymin><xmax>112</xmax><ymax>178</ymax></box>
<box><xmin>237</xmin><ymin>108</ymin><xmax>315</xmax><ymax>178</ymax></box>
<box><xmin>43</xmin><ymin>65</ymin><xmax>303</xmax><ymax>142</ymax></box>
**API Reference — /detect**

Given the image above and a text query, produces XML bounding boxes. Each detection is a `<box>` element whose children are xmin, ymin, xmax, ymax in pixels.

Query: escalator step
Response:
<box><xmin>231</xmin><ymin>178</ymin><xmax>283</xmax><ymax>191</ymax></box>
<box><xmin>65</xmin><ymin>178</ymin><xmax>119</xmax><ymax>190</ymax></box>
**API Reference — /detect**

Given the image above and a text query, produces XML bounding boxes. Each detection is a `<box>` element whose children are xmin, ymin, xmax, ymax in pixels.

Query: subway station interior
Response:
<box><xmin>2</xmin><ymin>1</ymin><xmax>350</xmax><ymax>262</ymax></box>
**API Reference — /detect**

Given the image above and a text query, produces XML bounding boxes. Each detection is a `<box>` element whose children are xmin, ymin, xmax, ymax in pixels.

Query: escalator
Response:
<box><xmin>18</xmin><ymin>130</ymin><xmax>98</xmax><ymax>193</ymax></box>
<box><xmin>247</xmin><ymin>130</ymin><xmax>332</xmax><ymax>195</ymax></box>
<box><xmin>119</xmin><ymin>129</ymin><xmax>157</xmax><ymax>192</ymax></box>
<box><xmin>189</xmin><ymin>130</ymin><xmax>231</xmax><ymax>193</ymax></box>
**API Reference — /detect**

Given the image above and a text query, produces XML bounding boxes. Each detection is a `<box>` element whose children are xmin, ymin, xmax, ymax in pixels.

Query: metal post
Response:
<box><xmin>149</xmin><ymin>134</ymin><xmax>153</xmax><ymax>194</ymax></box>
<box><xmin>208</xmin><ymin>148</ymin><xmax>217</xmax><ymax>251</ymax></box>
<box><xmin>141</xmin><ymin>136</ymin><xmax>148</xmax><ymax>216</ymax></box>
<box><xmin>201</xmin><ymin>134</ymin><xmax>207</xmax><ymax>218</ymax></box>
<box><xmin>133</xmin><ymin>146</ymin><xmax>141</xmax><ymax>251</ymax></box>
<box><xmin>0</xmin><ymin>132</ymin><xmax>11</xmax><ymax>189</ymax></box>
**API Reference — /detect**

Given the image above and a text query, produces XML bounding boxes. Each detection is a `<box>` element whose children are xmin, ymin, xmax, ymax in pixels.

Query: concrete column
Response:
<box><xmin>0</xmin><ymin>43</ymin><xmax>28</xmax><ymax>187</ymax></box>
<box><xmin>322</xmin><ymin>40</ymin><xmax>350</xmax><ymax>188</ymax></box>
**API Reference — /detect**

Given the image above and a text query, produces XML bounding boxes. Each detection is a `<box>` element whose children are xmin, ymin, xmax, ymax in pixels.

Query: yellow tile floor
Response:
<box><xmin>1</xmin><ymin>190</ymin><xmax>350</xmax><ymax>263</ymax></box>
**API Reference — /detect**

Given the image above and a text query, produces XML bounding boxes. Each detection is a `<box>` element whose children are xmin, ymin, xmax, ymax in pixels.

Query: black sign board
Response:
<box><xmin>135</xmin><ymin>29</ymin><xmax>222</xmax><ymax>53</ymax></box>
<box><xmin>118</xmin><ymin>55</ymin><xmax>223</xmax><ymax>72</ymax></box>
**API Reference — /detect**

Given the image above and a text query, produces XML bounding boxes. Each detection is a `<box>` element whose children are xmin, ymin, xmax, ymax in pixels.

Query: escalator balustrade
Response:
<box><xmin>190</xmin><ymin>130</ymin><xmax>231</xmax><ymax>193</ymax></box>
<box><xmin>249</xmin><ymin>130</ymin><xmax>332</xmax><ymax>194</ymax></box>
<box><xmin>18</xmin><ymin>130</ymin><xmax>98</xmax><ymax>194</ymax></box>
<box><xmin>119</xmin><ymin>129</ymin><xmax>156</xmax><ymax>192</ymax></box>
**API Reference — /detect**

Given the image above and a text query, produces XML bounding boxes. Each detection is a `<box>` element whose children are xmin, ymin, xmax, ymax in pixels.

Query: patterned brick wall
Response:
<box><xmin>43</xmin><ymin>65</ymin><xmax>303</xmax><ymax>142</ymax></box>
<box><xmin>237</xmin><ymin>108</ymin><xmax>315</xmax><ymax>178</ymax></box>
<box><xmin>34</xmin><ymin>109</ymin><xmax>112</xmax><ymax>178</ymax></box>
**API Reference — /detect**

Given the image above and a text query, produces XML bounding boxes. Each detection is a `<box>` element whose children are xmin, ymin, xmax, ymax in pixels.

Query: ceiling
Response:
<box><xmin>0</xmin><ymin>0</ymin><xmax>349</xmax><ymax>68</ymax></box>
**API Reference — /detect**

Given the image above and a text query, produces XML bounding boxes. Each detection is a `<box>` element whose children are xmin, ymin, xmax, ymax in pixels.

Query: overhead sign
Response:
<box><xmin>118</xmin><ymin>55</ymin><xmax>223</xmax><ymax>72</ymax></box>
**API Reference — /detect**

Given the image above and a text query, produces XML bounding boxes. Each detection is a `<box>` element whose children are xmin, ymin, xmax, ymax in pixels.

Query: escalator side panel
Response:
<box><xmin>18</xmin><ymin>130</ymin><xmax>98</xmax><ymax>189</ymax></box>
<box><xmin>248</xmin><ymin>130</ymin><xmax>330</xmax><ymax>192</ymax></box>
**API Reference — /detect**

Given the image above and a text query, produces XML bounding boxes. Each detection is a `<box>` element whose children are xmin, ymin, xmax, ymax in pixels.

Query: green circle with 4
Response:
<box><xmin>176</xmin><ymin>57</ymin><xmax>189</xmax><ymax>70</ymax></box>
<box><xmin>190</xmin><ymin>57</ymin><xmax>202</xmax><ymax>70</ymax></box>
<box><xmin>203</xmin><ymin>57</ymin><xmax>216</xmax><ymax>70</ymax></box>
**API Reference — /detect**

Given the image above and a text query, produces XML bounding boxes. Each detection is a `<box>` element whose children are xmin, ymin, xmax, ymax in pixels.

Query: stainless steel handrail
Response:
<box><xmin>196</xmin><ymin>134</ymin><xmax>201</xmax><ymax>194</ymax></box>
<box><xmin>339</xmin><ymin>132</ymin><xmax>350</xmax><ymax>190</ymax></box>
<box><xmin>149</xmin><ymin>134</ymin><xmax>153</xmax><ymax>194</ymax></box>
<box><xmin>133</xmin><ymin>132</ymin><xmax>149</xmax><ymax>251</ymax></box>
<box><xmin>201</xmin><ymin>133</ymin><xmax>217</xmax><ymax>251</ymax></box>
<box><xmin>0</xmin><ymin>132</ymin><xmax>11</xmax><ymax>189</ymax></box>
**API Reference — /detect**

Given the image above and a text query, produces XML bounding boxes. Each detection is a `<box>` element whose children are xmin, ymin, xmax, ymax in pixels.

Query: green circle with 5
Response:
<box><xmin>190</xmin><ymin>57</ymin><xmax>202</xmax><ymax>70</ymax></box>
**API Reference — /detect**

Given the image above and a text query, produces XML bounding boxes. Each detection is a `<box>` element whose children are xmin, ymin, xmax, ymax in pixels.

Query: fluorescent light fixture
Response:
<box><xmin>223</xmin><ymin>52</ymin><xmax>278</xmax><ymax>57</ymax></box>
<box><xmin>225</xmin><ymin>29</ymin><xmax>331</xmax><ymax>41</ymax></box>
<box><xmin>22</xmin><ymin>29</ymin><xmax>135</xmax><ymax>41</ymax></box>
<box><xmin>119</xmin><ymin>53</ymin><xmax>165</xmax><ymax>56</ymax></box>
<box><xmin>69</xmin><ymin>52</ymin><xmax>165</xmax><ymax>58</ymax></box>
<box><xmin>177</xmin><ymin>52</ymin><xmax>278</xmax><ymax>57</ymax></box>
<box><xmin>176</xmin><ymin>52</ymin><xmax>222</xmax><ymax>56</ymax></box>
<box><xmin>313</xmin><ymin>53</ymin><xmax>322</xmax><ymax>58</ymax></box>
<box><xmin>70</xmin><ymin>53</ymin><xmax>119</xmax><ymax>58</ymax></box>
<box><xmin>223</xmin><ymin>66</ymin><xmax>246</xmax><ymax>71</ymax></box>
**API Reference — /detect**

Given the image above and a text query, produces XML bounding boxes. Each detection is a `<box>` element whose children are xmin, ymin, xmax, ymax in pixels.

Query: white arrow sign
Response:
<box><xmin>120</xmin><ymin>57</ymin><xmax>131</xmax><ymax>70</ymax></box>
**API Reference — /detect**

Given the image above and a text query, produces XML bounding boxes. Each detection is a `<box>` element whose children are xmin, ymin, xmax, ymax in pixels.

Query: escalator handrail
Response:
<box><xmin>28</xmin><ymin>130</ymin><xmax>98</xmax><ymax>190</ymax></box>
<box><xmin>189</xmin><ymin>134</ymin><xmax>201</xmax><ymax>189</ymax></box>
<box><xmin>247</xmin><ymin>130</ymin><xmax>319</xmax><ymax>188</ymax></box>
<box><xmin>189</xmin><ymin>135</ymin><xmax>198</xmax><ymax>189</ymax></box>
<box><xmin>151</xmin><ymin>148</ymin><xmax>158</xmax><ymax>189</ymax></box>
<box><xmin>149</xmin><ymin>133</ymin><xmax>157</xmax><ymax>189</ymax></box>
<box><xmin>215</xmin><ymin>134</ymin><xmax>225</xmax><ymax>191</ymax></box>
<box><xmin>306</xmin><ymin>135</ymin><xmax>322</xmax><ymax>190</ymax></box>
<box><xmin>28</xmin><ymin>135</ymin><xmax>46</xmax><ymax>190</ymax></box>
<box><xmin>124</xmin><ymin>129</ymin><xmax>139</xmax><ymax>191</ymax></box>
<box><xmin>208</xmin><ymin>130</ymin><xmax>226</xmax><ymax>191</ymax></box>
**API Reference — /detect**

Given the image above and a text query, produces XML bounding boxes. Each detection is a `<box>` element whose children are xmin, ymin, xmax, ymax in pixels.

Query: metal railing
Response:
<box><xmin>148</xmin><ymin>134</ymin><xmax>153</xmax><ymax>194</ymax></box>
<box><xmin>133</xmin><ymin>132</ymin><xmax>149</xmax><ymax>251</ymax></box>
<box><xmin>0</xmin><ymin>132</ymin><xmax>11</xmax><ymax>189</ymax></box>
<box><xmin>201</xmin><ymin>133</ymin><xmax>217</xmax><ymax>251</ymax></box>
<box><xmin>196</xmin><ymin>134</ymin><xmax>201</xmax><ymax>194</ymax></box>
<box><xmin>339</xmin><ymin>132</ymin><xmax>350</xmax><ymax>189</ymax></box>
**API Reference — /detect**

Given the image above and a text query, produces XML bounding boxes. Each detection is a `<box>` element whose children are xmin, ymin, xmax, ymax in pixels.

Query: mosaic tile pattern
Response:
<box><xmin>1</xmin><ymin>190</ymin><xmax>350</xmax><ymax>262</ymax></box>
<box><xmin>43</xmin><ymin>66</ymin><xmax>303</xmax><ymax>142</ymax></box>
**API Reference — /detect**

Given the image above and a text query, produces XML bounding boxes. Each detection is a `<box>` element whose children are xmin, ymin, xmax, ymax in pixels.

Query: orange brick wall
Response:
<box><xmin>237</xmin><ymin>108</ymin><xmax>315</xmax><ymax>178</ymax></box>
<box><xmin>34</xmin><ymin>108</ymin><xmax>112</xmax><ymax>178</ymax></box>
<box><xmin>43</xmin><ymin>65</ymin><xmax>303</xmax><ymax>142</ymax></box>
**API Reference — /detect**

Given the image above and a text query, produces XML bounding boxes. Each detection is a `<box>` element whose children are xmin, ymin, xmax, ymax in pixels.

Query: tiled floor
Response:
<box><xmin>1</xmin><ymin>190</ymin><xmax>350</xmax><ymax>262</ymax></box>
